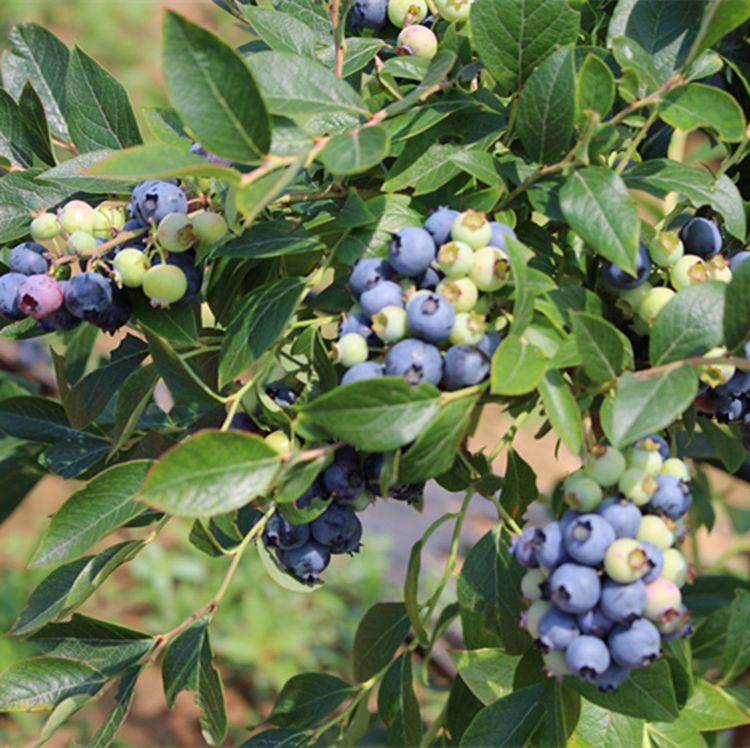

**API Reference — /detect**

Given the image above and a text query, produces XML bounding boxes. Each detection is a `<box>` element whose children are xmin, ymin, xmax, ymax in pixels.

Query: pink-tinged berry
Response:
<box><xmin>397</xmin><ymin>25</ymin><xmax>438</xmax><ymax>60</ymax></box>
<box><xmin>644</xmin><ymin>577</ymin><xmax>682</xmax><ymax>621</ymax></box>
<box><xmin>58</xmin><ymin>200</ymin><xmax>96</xmax><ymax>234</ymax></box>
<box><xmin>142</xmin><ymin>264</ymin><xmax>188</xmax><ymax>307</ymax></box>
<box><xmin>16</xmin><ymin>275</ymin><xmax>63</xmax><ymax>319</ymax></box>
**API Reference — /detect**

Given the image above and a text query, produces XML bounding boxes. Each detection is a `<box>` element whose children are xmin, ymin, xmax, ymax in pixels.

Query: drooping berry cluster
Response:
<box><xmin>336</xmin><ymin>208</ymin><xmax>513</xmax><ymax>390</ymax></box>
<box><xmin>0</xmin><ymin>180</ymin><xmax>227</xmax><ymax>333</ymax></box>
<box><xmin>512</xmin><ymin>434</ymin><xmax>692</xmax><ymax>690</ymax></box>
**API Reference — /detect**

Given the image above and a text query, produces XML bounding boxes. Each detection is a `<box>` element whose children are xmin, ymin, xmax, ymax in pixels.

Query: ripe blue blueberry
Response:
<box><xmin>391</xmin><ymin>482</ymin><xmax>424</xmax><ymax>504</ymax></box>
<box><xmin>548</xmin><ymin>563</ymin><xmax>601</xmax><ymax>614</ymax></box>
<box><xmin>576</xmin><ymin>607</ymin><xmax>614</xmax><ymax>638</ymax></box>
<box><xmin>488</xmin><ymin>221</ymin><xmax>516</xmax><ymax>251</ymax></box>
<box><xmin>595</xmin><ymin>663</ymin><xmax>629</xmax><ymax>691</ymax></box>
<box><xmin>385</xmin><ymin>338</ymin><xmax>443</xmax><ymax>385</ymax></box>
<box><xmin>9</xmin><ymin>242</ymin><xmax>48</xmax><ymax>276</ymax></box>
<box><xmin>679</xmin><ymin>216</ymin><xmax>721</xmax><ymax>259</ymax></box>
<box><xmin>511</xmin><ymin>526</ymin><xmax>540</xmax><ymax>569</ymax></box>
<box><xmin>596</xmin><ymin>497</ymin><xmax>641</xmax><ymax>538</ymax></box>
<box><xmin>476</xmin><ymin>332</ymin><xmax>502</xmax><ymax>360</ymax></box>
<box><xmin>388</xmin><ymin>227</ymin><xmax>436</xmax><ymax>277</ymax></box>
<box><xmin>339</xmin><ymin>312</ymin><xmax>380</xmax><ymax>346</ymax></box>
<box><xmin>263</xmin><ymin>514</ymin><xmax>311</xmax><ymax>550</ymax></box>
<box><xmin>406</xmin><ymin>292</ymin><xmax>455</xmax><ymax>343</ymax></box>
<box><xmin>90</xmin><ymin>283</ymin><xmax>132</xmax><ymax>334</ymax></box>
<box><xmin>278</xmin><ymin>540</ymin><xmax>330</xmax><ymax>583</ymax></box>
<box><xmin>360</xmin><ymin>280</ymin><xmax>403</xmax><ymax>317</ymax></box>
<box><xmin>342</xmin><ymin>361</ymin><xmax>384</xmax><ymax>385</ymax></box>
<box><xmin>565</xmin><ymin>635</ymin><xmax>611</xmax><ymax>680</ymax></box>
<box><xmin>129</xmin><ymin>180</ymin><xmax>188</xmax><ymax>226</ymax></box>
<box><xmin>417</xmin><ymin>266</ymin><xmax>443</xmax><ymax>290</ymax></box>
<box><xmin>600</xmin><ymin>579</ymin><xmax>647</xmax><ymax>624</ymax></box>
<box><xmin>729</xmin><ymin>250</ymin><xmax>750</xmax><ymax>272</ymax></box>
<box><xmin>634</xmin><ymin>433</ymin><xmax>670</xmax><ymax>460</ymax></box>
<box><xmin>267</xmin><ymin>384</ymin><xmax>298</xmax><ymax>409</ymax></box>
<box><xmin>38</xmin><ymin>282</ymin><xmax>81</xmax><ymax>332</ymax></box>
<box><xmin>424</xmin><ymin>206</ymin><xmax>460</xmax><ymax>246</ymax></box>
<box><xmin>349</xmin><ymin>258</ymin><xmax>393</xmax><ymax>297</ymax></box>
<box><xmin>537</xmin><ymin>607</ymin><xmax>580</xmax><ymax>651</ymax></box>
<box><xmin>564</xmin><ymin>514</ymin><xmax>616</xmax><ymax>566</ymax></box>
<box><xmin>350</xmin><ymin>0</ymin><xmax>387</xmax><ymax>27</ymax></box>
<box><xmin>601</xmin><ymin>243</ymin><xmax>651</xmax><ymax>290</ymax></box>
<box><xmin>639</xmin><ymin>540</ymin><xmax>664</xmax><ymax>584</ymax></box>
<box><xmin>311</xmin><ymin>504</ymin><xmax>363</xmax><ymax>553</ymax></box>
<box><xmin>323</xmin><ymin>459</ymin><xmax>365</xmax><ymax>505</ymax></box>
<box><xmin>64</xmin><ymin>272</ymin><xmax>113</xmax><ymax>320</ymax></box>
<box><xmin>0</xmin><ymin>273</ymin><xmax>26</xmax><ymax>318</ymax></box>
<box><xmin>442</xmin><ymin>345</ymin><xmax>490</xmax><ymax>390</ymax></box>
<box><xmin>533</xmin><ymin>522</ymin><xmax>569</xmax><ymax>570</ymax></box>
<box><xmin>649</xmin><ymin>474</ymin><xmax>691</xmax><ymax>520</ymax></box>
<box><xmin>608</xmin><ymin>618</ymin><xmax>661</xmax><ymax>668</ymax></box>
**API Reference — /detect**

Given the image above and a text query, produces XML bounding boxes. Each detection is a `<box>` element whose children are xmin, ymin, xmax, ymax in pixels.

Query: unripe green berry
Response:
<box><xmin>525</xmin><ymin>599</ymin><xmax>551</xmax><ymax>638</ymax></box>
<box><xmin>521</xmin><ymin>569</ymin><xmax>547</xmax><ymax>603</ymax></box>
<box><xmin>661</xmin><ymin>458</ymin><xmax>690</xmax><ymax>483</ymax></box>
<box><xmin>469</xmin><ymin>246</ymin><xmax>509</xmax><ymax>292</ymax></box>
<box><xmin>58</xmin><ymin>200</ymin><xmax>96</xmax><ymax>234</ymax></box>
<box><xmin>628</xmin><ymin>447</ymin><xmax>663</xmax><ymax>476</ymax></box>
<box><xmin>699</xmin><ymin>346</ymin><xmax>735</xmax><ymax>387</ymax></box>
<box><xmin>637</xmin><ymin>515</ymin><xmax>674</xmax><ymax>550</ymax></box>
<box><xmin>387</xmin><ymin>0</ymin><xmax>428</xmax><ymax>28</ymax></box>
<box><xmin>563</xmin><ymin>471</ymin><xmax>603</xmax><ymax>511</ymax></box>
<box><xmin>638</xmin><ymin>286</ymin><xmax>675</xmax><ymax>326</ymax></box>
<box><xmin>670</xmin><ymin>254</ymin><xmax>709</xmax><ymax>291</ymax></box>
<box><xmin>451</xmin><ymin>210</ymin><xmax>492</xmax><ymax>249</ymax></box>
<box><xmin>604</xmin><ymin>538</ymin><xmax>650</xmax><ymax>583</ymax></box>
<box><xmin>93</xmin><ymin>206</ymin><xmax>126</xmax><ymax>238</ymax></box>
<box><xmin>437</xmin><ymin>240</ymin><xmax>474</xmax><ymax>278</ymax></box>
<box><xmin>583</xmin><ymin>444</ymin><xmax>626</xmax><ymax>487</ymax></box>
<box><xmin>648</xmin><ymin>231</ymin><xmax>683</xmax><ymax>268</ymax></box>
<box><xmin>450</xmin><ymin>311</ymin><xmax>485</xmax><ymax>345</ymax></box>
<box><xmin>66</xmin><ymin>230</ymin><xmax>97</xmax><ymax>254</ymax></box>
<box><xmin>30</xmin><ymin>213</ymin><xmax>61</xmax><ymax>241</ymax></box>
<box><xmin>615</xmin><ymin>282</ymin><xmax>651</xmax><ymax>319</ymax></box>
<box><xmin>542</xmin><ymin>649</ymin><xmax>572</xmax><ymax>677</ymax></box>
<box><xmin>335</xmin><ymin>332</ymin><xmax>369</xmax><ymax>367</ymax></box>
<box><xmin>396</xmin><ymin>24</ymin><xmax>438</xmax><ymax>60</ymax></box>
<box><xmin>192</xmin><ymin>211</ymin><xmax>228</xmax><ymax>246</ymax></box>
<box><xmin>143</xmin><ymin>264</ymin><xmax>188</xmax><ymax>307</ymax></box>
<box><xmin>113</xmin><ymin>248</ymin><xmax>150</xmax><ymax>288</ymax></box>
<box><xmin>437</xmin><ymin>277</ymin><xmax>478</xmax><ymax>313</ymax></box>
<box><xmin>157</xmin><ymin>213</ymin><xmax>196</xmax><ymax>253</ymax></box>
<box><xmin>265</xmin><ymin>430</ymin><xmax>292</xmax><ymax>454</ymax></box>
<box><xmin>661</xmin><ymin>548</ymin><xmax>689</xmax><ymax>587</ymax></box>
<box><xmin>618</xmin><ymin>468</ymin><xmax>656</xmax><ymax>506</ymax></box>
<box><xmin>435</xmin><ymin>0</ymin><xmax>473</xmax><ymax>22</ymax></box>
<box><xmin>372</xmin><ymin>305</ymin><xmax>407</xmax><ymax>342</ymax></box>
<box><xmin>708</xmin><ymin>255</ymin><xmax>732</xmax><ymax>283</ymax></box>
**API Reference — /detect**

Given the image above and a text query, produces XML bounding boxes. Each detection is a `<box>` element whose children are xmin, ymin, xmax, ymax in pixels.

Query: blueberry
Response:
<box><xmin>189</xmin><ymin>141</ymin><xmax>232</xmax><ymax>167</ymax></box>
<box><xmin>595</xmin><ymin>663</ymin><xmax>629</xmax><ymax>691</ymax></box>
<box><xmin>564</xmin><ymin>514</ymin><xmax>616</xmax><ymax>566</ymax></box>
<box><xmin>565</xmin><ymin>635</ymin><xmax>611</xmax><ymax>680</ymax></box>
<box><xmin>608</xmin><ymin>618</ymin><xmax>660</xmax><ymax>668</ymax></box>
<box><xmin>38</xmin><ymin>282</ymin><xmax>81</xmax><ymax>332</ymax></box>
<box><xmin>267</xmin><ymin>384</ymin><xmax>298</xmax><ymax>408</ymax></box>
<box><xmin>534</xmin><ymin>522</ymin><xmax>569</xmax><ymax>570</ymax></box>
<box><xmin>649</xmin><ymin>474</ymin><xmax>691</xmax><ymax>519</ymax></box>
<box><xmin>417</xmin><ymin>266</ymin><xmax>443</xmax><ymax>290</ymax></box>
<box><xmin>406</xmin><ymin>292</ymin><xmax>455</xmax><ymax>344</ymax></box>
<box><xmin>596</xmin><ymin>497</ymin><xmax>641</xmax><ymax>539</ymax></box>
<box><xmin>424</xmin><ymin>206</ymin><xmax>460</xmax><ymax>246</ymax></box>
<box><xmin>390</xmin><ymin>482</ymin><xmax>424</xmax><ymax>504</ymax></box>
<box><xmin>151</xmin><ymin>252</ymin><xmax>202</xmax><ymax>306</ymax></box>
<box><xmin>263</xmin><ymin>514</ymin><xmax>311</xmax><ymax>550</ymax></box>
<box><xmin>64</xmin><ymin>272</ymin><xmax>113</xmax><ymax>320</ymax></box>
<box><xmin>229</xmin><ymin>412</ymin><xmax>258</xmax><ymax>433</ymax></box>
<box><xmin>342</xmin><ymin>361</ymin><xmax>384</xmax><ymax>385</ymax></box>
<box><xmin>294</xmin><ymin>476</ymin><xmax>327</xmax><ymax>510</ymax></box>
<box><xmin>576</xmin><ymin>607</ymin><xmax>614</xmax><ymax>638</ymax></box>
<box><xmin>679</xmin><ymin>216</ymin><xmax>722</xmax><ymax>259</ymax></box>
<box><xmin>442</xmin><ymin>344</ymin><xmax>490</xmax><ymax>390</ymax></box>
<box><xmin>349</xmin><ymin>258</ymin><xmax>393</xmax><ymax>297</ymax></box>
<box><xmin>360</xmin><ymin>280</ymin><xmax>403</xmax><ymax>317</ymax></box>
<box><xmin>90</xmin><ymin>282</ymin><xmax>132</xmax><ymax>333</ymax></box>
<box><xmin>388</xmin><ymin>227</ymin><xmax>436</xmax><ymax>277</ymax></box>
<box><xmin>634</xmin><ymin>433</ymin><xmax>670</xmax><ymax>460</ymax></box>
<box><xmin>397</xmin><ymin>20</ymin><xmax>438</xmax><ymax>58</ymax></box>
<box><xmin>349</xmin><ymin>0</ymin><xmax>387</xmax><ymax>28</ymax></box>
<box><xmin>0</xmin><ymin>273</ymin><xmax>26</xmax><ymax>318</ymax></box>
<box><xmin>511</xmin><ymin>526</ymin><xmax>540</xmax><ymax>569</ymax></box>
<box><xmin>9</xmin><ymin>242</ymin><xmax>48</xmax><ymax>276</ymax></box>
<box><xmin>488</xmin><ymin>221</ymin><xmax>516</xmax><ymax>251</ymax></box>
<box><xmin>537</xmin><ymin>607</ymin><xmax>580</xmax><ymax>651</ymax></box>
<box><xmin>600</xmin><ymin>579</ymin><xmax>647</xmax><ymax>624</ymax></box>
<box><xmin>717</xmin><ymin>369</ymin><xmax>750</xmax><ymax>396</ymax></box>
<box><xmin>548</xmin><ymin>563</ymin><xmax>601</xmax><ymax>614</ymax></box>
<box><xmin>384</xmin><ymin>338</ymin><xmax>443</xmax><ymax>385</ymax></box>
<box><xmin>129</xmin><ymin>180</ymin><xmax>188</xmax><ymax>226</ymax></box>
<box><xmin>729</xmin><ymin>250</ymin><xmax>750</xmax><ymax>272</ymax></box>
<box><xmin>604</xmin><ymin>538</ymin><xmax>650</xmax><ymax>583</ymax></box>
<box><xmin>601</xmin><ymin>243</ymin><xmax>651</xmax><ymax>290</ymax></box>
<box><xmin>339</xmin><ymin>312</ymin><xmax>380</xmax><ymax>345</ymax></box>
<box><xmin>644</xmin><ymin>577</ymin><xmax>682</xmax><ymax>621</ymax></box>
<box><xmin>323</xmin><ymin>461</ymin><xmax>365</xmax><ymax>504</ymax></box>
<box><xmin>311</xmin><ymin>504</ymin><xmax>362</xmax><ymax>553</ymax></box>
<box><xmin>524</xmin><ymin>600</ymin><xmax>551</xmax><ymax>638</ymax></box>
<box><xmin>278</xmin><ymin>540</ymin><xmax>330</xmax><ymax>582</ymax></box>
<box><xmin>16</xmin><ymin>275</ymin><xmax>63</xmax><ymax>320</ymax></box>
<box><xmin>476</xmin><ymin>332</ymin><xmax>502</xmax><ymax>360</ymax></box>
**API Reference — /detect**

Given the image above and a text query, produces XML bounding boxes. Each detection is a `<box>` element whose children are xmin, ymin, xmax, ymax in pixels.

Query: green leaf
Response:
<box><xmin>601</xmin><ymin>367</ymin><xmax>698</xmax><ymax>447</ymax></box>
<box><xmin>163</xmin><ymin>11</ymin><xmax>270</xmax><ymax>162</ymax></box>
<box><xmin>39</xmin><ymin>150</ymin><xmax>131</xmax><ymax>194</ymax></box>
<box><xmin>687</xmin><ymin>0</ymin><xmax>750</xmax><ymax>64</ymax></box>
<box><xmin>111</xmin><ymin>365</ymin><xmax>159</xmax><ymax>451</ymax></box>
<box><xmin>490</xmin><ymin>336</ymin><xmax>546</xmax><ymax>395</ymax></box>
<box><xmin>382</xmin><ymin>141</ymin><xmax>466</xmax><ymax>194</ymax></box>
<box><xmin>270</xmin><ymin>673</ymin><xmax>354</xmax><ymax>729</ymax></box>
<box><xmin>397</xmin><ymin>395</ymin><xmax>477</xmax><ymax>483</ymax></box>
<box><xmin>385</xmin><ymin>50</ymin><xmax>457</xmax><ymax>118</ymax></box>
<box><xmin>623</xmin><ymin>159</ymin><xmax>746</xmax><ymax>240</ymax></box>
<box><xmin>450</xmin><ymin>150</ymin><xmax>506</xmax><ymax>186</ymax></box>
<box><xmin>143</xmin><ymin>106</ymin><xmax>190</xmax><ymax>147</ymax></box>
<box><xmin>213</xmin><ymin>221</ymin><xmax>324</xmax><ymax>260</ymax></box>
<box><xmin>65</xmin><ymin>47</ymin><xmax>141</xmax><ymax>153</ymax></box>
<box><xmin>132</xmin><ymin>295</ymin><xmax>198</xmax><ymax>346</ymax></box>
<box><xmin>646</xmin><ymin>720</ymin><xmax>706</xmax><ymax>748</ymax></box>
<box><xmin>681</xmin><ymin>678</ymin><xmax>750</xmax><ymax>731</ymax></box>
<box><xmin>219</xmin><ymin>278</ymin><xmax>306</xmax><ymax>387</ymax></box>
<box><xmin>0</xmin><ymin>397</ymin><xmax>75</xmax><ymax>444</ymax></box>
<box><xmin>723</xmin><ymin>256</ymin><xmax>750</xmax><ymax>351</ymax></box>
<box><xmin>470</xmin><ymin>0</ymin><xmax>579</xmax><ymax>94</ymax></box>
<box><xmin>502</xmin><ymin>449</ymin><xmax>538</xmax><ymax>514</ymax></box>
<box><xmin>301</xmin><ymin>378</ymin><xmax>441</xmax><ymax>452</ymax></box>
<box><xmin>718</xmin><ymin>590</ymin><xmax>750</xmax><ymax>683</ymax></box>
<box><xmin>31</xmin><ymin>461</ymin><xmax>151</xmax><ymax>567</ymax></box>
<box><xmin>448</xmin><ymin>649</ymin><xmax>517</xmax><ymax>705</ymax></box>
<box><xmin>319</xmin><ymin>126</ymin><xmax>391</xmax><ymax>176</ymax></box>
<box><xmin>162</xmin><ymin>618</ymin><xmax>227</xmax><ymax>745</ymax></box>
<box><xmin>569</xmin><ymin>659</ymin><xmax>678</xmax><ymax>722</ymax></box>
<box><xmin>560</xmin><ymin>166</ymin><xmax>640</xmax><ymax>275</ymax></box>
<box><xmin>353</xmin><ymin>603</ymin><xmax>410</xmax><ymax>683</ymax></box>
<box><xmin>573</xmin><ymin>312</ymin><xmax>634</xmax><ymax>383</ymax></box>
<box><xmin>577</xmin><ymin>53</ymin><xmax>615</xmax><ymax>120</ymax></box>
<box><xmin>239</xmin><ymin>729</ymin><xmax>311</xmax><ymax>747</ymax></box>
<box><xmin>241</xmin><ymin>6</ymin><xmax>318</xmax><ymax>56</ymax></box>
<box><xmin>40</xmin><ymin>436</ymin><xmax>111</xmax><ymax>480</ymax></box>
<box><xmin>611</xmin><ymin>36</ymin><xmax>662</xmax><ymax>94</ymax></box>
<box><xmin>0</xmin><ymin>89</ymin><xmax>34</xmax><ymax>166</ymax></box>
<box><xmin>140</xmin><ymin>431</ymin><xmax>280</xmax><ymax>518</ymax></box>
<box><xmin>19</xmin><ymin>82</ymin><xmax>55</xmax><ymax>166</ymax></box>
<box><xmin>377</xmin><ymin>653</ymin><xmax>423</xmax><ymax>746</ymax></box>
<box><xmin>659</xmin><ymin>83</ymin><xmax>745</xmax><ymax>142</ymax></box>
<box><xmin>88</xmin><ymin>665</ymin><xmax>142</xmax><ymax>748</ymax></box>
<box><xmin>317</xmin><ymin>38</ymin><xmax>385</xmax><ymax>77</ymax></box>
<box><xmin>0</xmin><ymin>657</ymin><xmax>105</xmax><ymax>712</ymax></box>
<box><xmin>273</xmin><ymin>0</ymin><xmax>331</xmax><ymax>41</ymax></box>
<box><xmin>460</xmin><ymin>685</ymin><xmax>545</xmax><ymax>747</ymax></box>
<box><xmin>533</xmin><ymin>681</ymin><xmax>580</xmax><ymax>747</ymax></box>
<box><xmin>517</xmin><ymin>46</ymin><xmax>576</xmax><ymax>164</ymax></box>
<box><xmin>538</xmin><ymin>369</ymin><xmax>583</xmax><ymax>455</ymax></box>
<box><xmin>649</xmin><ymin>281</ymin><xmax>726</xmax><ymax>364</ymax></box>
<box><xmin>573</xmin><ymin>700</ymin><xmax>644</xmax><ymax>748</ymax></box>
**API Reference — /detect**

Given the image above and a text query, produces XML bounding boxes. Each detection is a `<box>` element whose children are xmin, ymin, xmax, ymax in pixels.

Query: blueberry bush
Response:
<box><xmin>1</xmin><ymin>0</ymin><xmax>750</xmax><ymax>744</ymax></box>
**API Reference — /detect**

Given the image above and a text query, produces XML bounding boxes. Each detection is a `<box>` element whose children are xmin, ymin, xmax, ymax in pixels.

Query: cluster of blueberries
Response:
<box><xmin>0</xmin><ymin>180</ymin><xmax>226</xmax><ymax>333</ymax></box>
<box><xmin>336</xmin><ymin>208</ymin><xmax>513</xmax><ymax>391</ymax></box>
<box><xmin>352</xmin><ymin>0</ymin><xmax>473</xmax><ymax>30</ymax></box>
<box><xmin>603</xmin><ymin>215</ymin><xmax>735</xmax><ymax>331</ymax></box>
<box><xmin>512</xmin><ymin>434</ymin><xmax>692</xmax><ymax>690</ymax></box>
